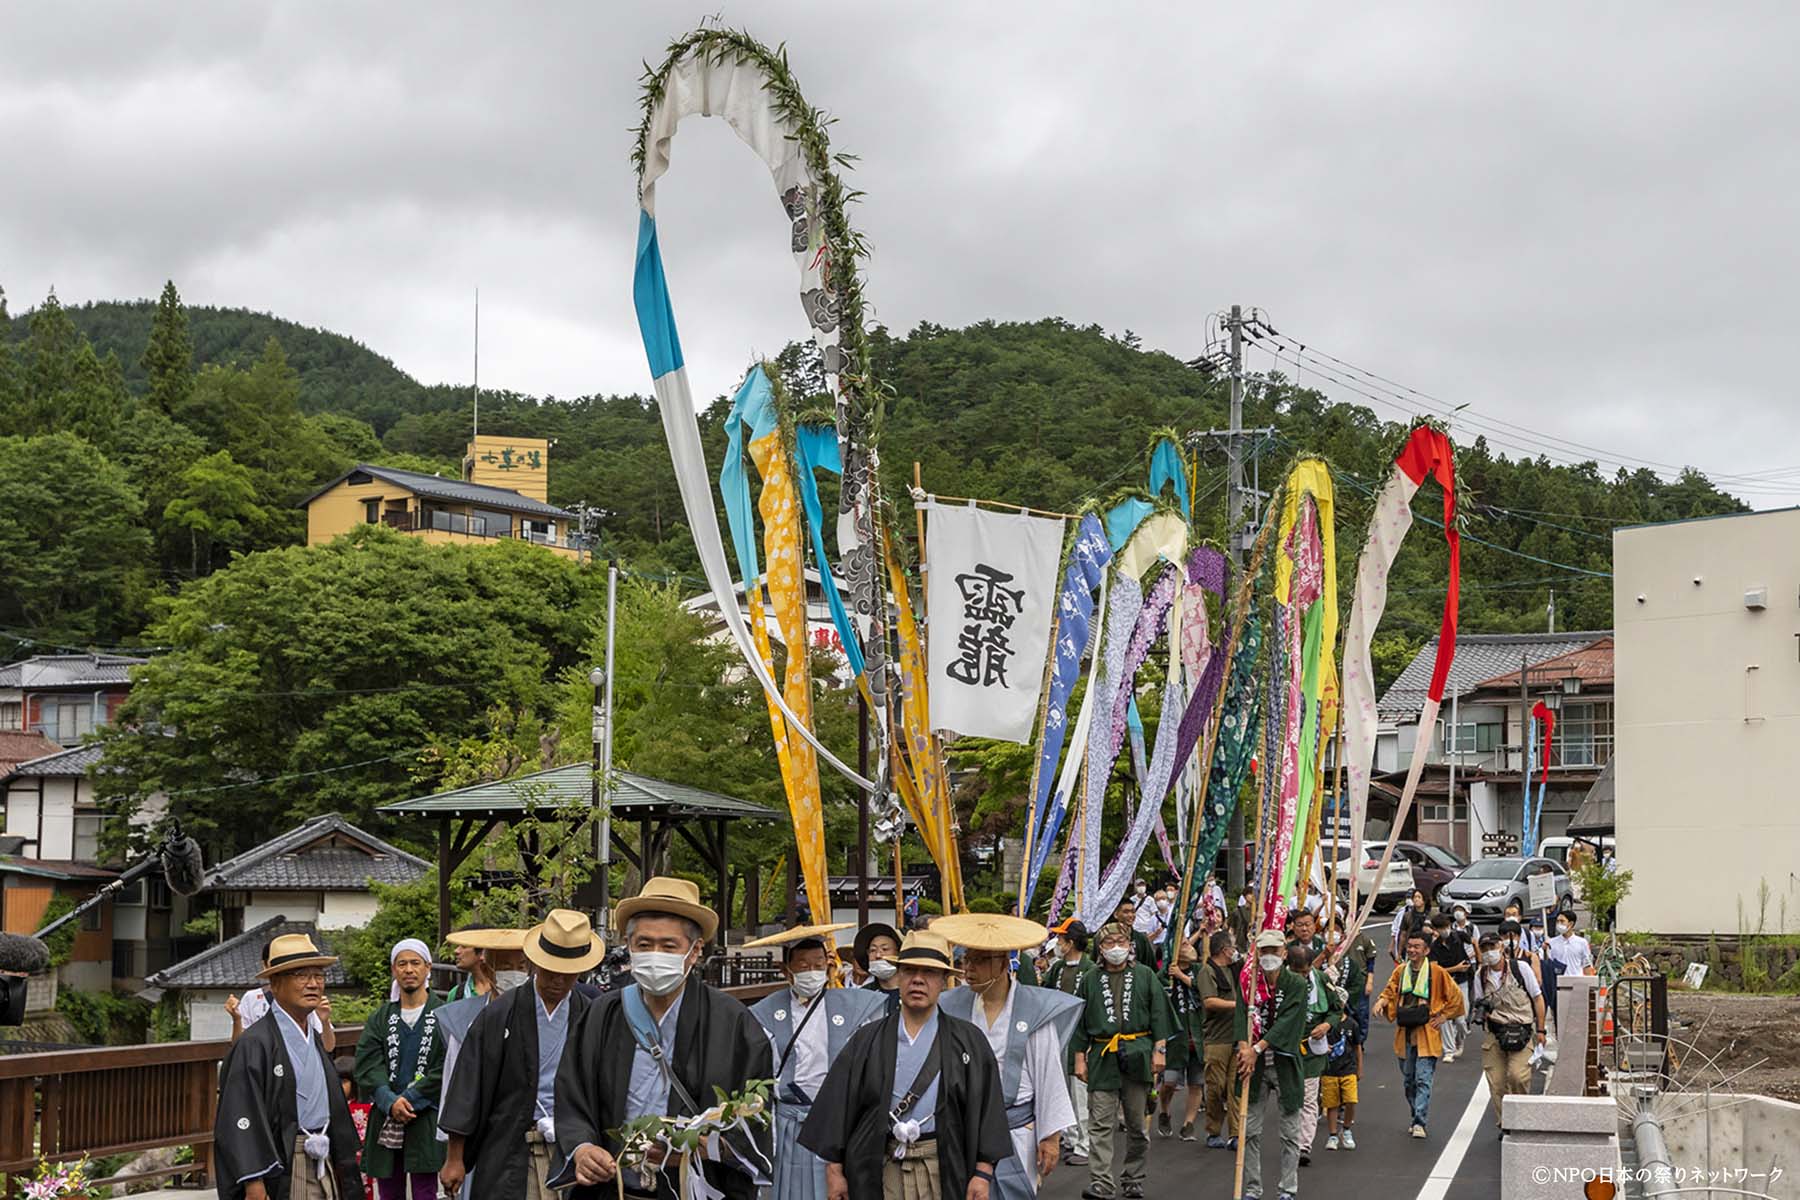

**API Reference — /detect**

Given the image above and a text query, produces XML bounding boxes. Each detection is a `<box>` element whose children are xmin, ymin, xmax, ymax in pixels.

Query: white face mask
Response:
<box><xmin>1157</xmin><ymin>900</ymin><xmax>1172</xmax><ymax>915</ymax></box>
<box><xmin>868</xmin><ymin>958</ymin><xmax>898</xmax><ymax>982</ymax></box>
<box><xmin>1556</xmin><ymin>923</ymin><xmax>1572</xmax><ymax>937</ymax></box>
<box><xmin>1483</xmin><ymin>949</ymin><xmax>1503</xmax><ymax>966</ymax></box>
<box><xmin>791</xmin><ymin>969</ymin><xmax>827</xmax><ymax>1000</ymax></box>
<box><xmin>1259</xmin><ymin>954</ymin><xmax>1285</xmax><ymax>973</ymax></box>
<box><xmin>492</xmin><ymin>969</ymin><xmax>529</xmax><ymax>994</ymax></box>
<box><xmin>631</xmin><ymin>950</ymin><xmax>691</xmax><ymax>997</ymax></box>
<box><xmin>1101</xmin><ymin>945</ymin><xmax>1131</xmax><ymax>966</ymax></box>
<box><xmin>1135</xmin><ymin>886</ymin><xmax>1148</xmax><ymax>897</ymax></box>
<box><xmin>1454</xmin><ymin>914</ymin><xmax>1468</xmax><ymax>926</ymax></box>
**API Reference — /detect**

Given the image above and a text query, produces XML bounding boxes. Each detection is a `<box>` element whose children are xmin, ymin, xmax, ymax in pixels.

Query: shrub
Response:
<box><xmin>55</xmin><ymin>989</ymin><xmax>151</xmax><ymax>1045</ymax></box>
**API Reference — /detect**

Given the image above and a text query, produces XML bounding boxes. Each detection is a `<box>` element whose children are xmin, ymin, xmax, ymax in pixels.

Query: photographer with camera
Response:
<box><xmin>1468</xmin><ymin>932</ymin><xmax>1546</xmax><ymax>1133</ymax></box>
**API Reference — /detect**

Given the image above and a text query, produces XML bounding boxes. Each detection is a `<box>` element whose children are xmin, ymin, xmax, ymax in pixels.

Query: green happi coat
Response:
<box><xmin>1232</xmin><ymin>967</ymin><xmax>1308</xmax><ymax>1113</ymax></box>
<box><xmin>1297</xmin><ymin>967</ymin><xmax>1346</xmax><ymax>1081</ymax></box>
<box><xmin>1076</xmin><ymin>962</ymin><xmax>1176</xmax><ymax>1090</ymax></box>
<box><xmin>1161</xmin><ymin>961</ymin><xmax>1206</xmax><ymax>1072</ymax></box>
<box><xmin>353</xmin><ymin>995</ymin><xmax>447</xmax><ymax>1177</ymax></box>
<box><xmin>1041</xmin><ymin>954</ymin><xmax>1094</xmax><ymax>1071</ymax></box>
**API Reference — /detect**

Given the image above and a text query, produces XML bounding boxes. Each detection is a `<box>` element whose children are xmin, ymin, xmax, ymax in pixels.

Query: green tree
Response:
<box><xmin>162</xmin><ymin>450</ymin><xmax>264</xmax><ymax>576</ymax></box>
<box><xmin>93</xmin><ymin>528</ymin><xmax>600</xmax><ymax>856</ymax></box>
<box><xmin>0</xmin><ymin>432</ymin><xmax>151</xmax><ymax>643</ymax></box>
<box><xmin>141</xmin><ymin>280</ymin><xmax>194</xmax><ymax>415</ymax></box>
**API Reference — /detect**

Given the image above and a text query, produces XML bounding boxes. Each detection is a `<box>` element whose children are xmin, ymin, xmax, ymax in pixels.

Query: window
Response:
<box><xmin>1559</xmin><ymin>701</ymin><xmax>1613</xmax><ymax>767</ymax></box>
<box><xmin>116</xmin><ymin>879</ymin><xmax>145</xmax><ymax>907</ymax></box>
<box><xmin>53</xmin><ymin>700</ymin><xmax>94</xmax><ymax>744</ymax></box>
<box><xmin>363</xmin><ymin>498</ymin><xmax>381</xmax><ymax>524</ymax></box>
<box><xmin>1445</xmin><ymin>721</ymin><xmax>1502</xmax><ymax>754</ymax></box>
<box><xmin>1421</xmin><ymin>804</ymin><xmax>1450</xmax><ymax>822</ymax></box>
<box><xmin>71</xmin><ymin>811</ymin><xmax>104</xmax><ymax>861</ymax></box>
<box><xmin>80</xmin><ymin>902</ymin><xmax>102</xmax><ymax>932</ymax></box>
<box><xmin>0</xmin><ymin>702</ymin><xmax>19</xmax><ymax>731</ymax></box>
<box><xmin>148</xmin><ymin>878</ymin><xmax>172</xmax><ymax>911</ymax></box>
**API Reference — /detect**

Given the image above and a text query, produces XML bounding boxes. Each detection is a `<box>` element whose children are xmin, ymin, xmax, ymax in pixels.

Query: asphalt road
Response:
<box><xmin>1042</xmin><ymin>925</ymin><xmax>1518</xmax><ymax>1199</ymax></box>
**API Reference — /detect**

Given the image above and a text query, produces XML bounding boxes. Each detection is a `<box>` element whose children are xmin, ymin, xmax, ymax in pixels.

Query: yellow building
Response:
<box><xmin>303</xmin><ymin>442</ymin><xmax>583</xmax><ymax>559</ymax></box>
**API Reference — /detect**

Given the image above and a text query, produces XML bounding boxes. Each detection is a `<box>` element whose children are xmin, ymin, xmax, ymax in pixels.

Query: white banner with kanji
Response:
<box><xmin>925</xmin><ymin>502</ymin><xmax>1065</xmax><ymax>742</ymax></box>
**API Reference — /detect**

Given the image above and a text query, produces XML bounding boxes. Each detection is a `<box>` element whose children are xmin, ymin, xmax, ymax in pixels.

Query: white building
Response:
<box><xmin>1614</xmin><ymin>507</ymin><xmax>1800</xmax><ymax>935</ymax></box>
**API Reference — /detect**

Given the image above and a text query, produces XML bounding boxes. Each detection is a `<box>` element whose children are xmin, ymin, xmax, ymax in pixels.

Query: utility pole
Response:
<box><xmin>1189</xmin><ymin>305</ymin><xmax>1275</xmax><ymax>897</ymax></box>
<box><xmin>1519</xmin><ymin>648</ymin><xmax>1531</xmax><ymax>836</ymax></box>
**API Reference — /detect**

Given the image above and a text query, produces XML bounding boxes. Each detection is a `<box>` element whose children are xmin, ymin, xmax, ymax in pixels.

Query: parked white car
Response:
<box><xmin>1335</xmin><ymin>839</ymin><xmax>1417</xmax><ymax>913</ymax></box>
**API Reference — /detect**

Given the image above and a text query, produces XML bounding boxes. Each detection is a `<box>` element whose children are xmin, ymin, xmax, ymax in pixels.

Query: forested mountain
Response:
<box><xmin>0</xmin><ymin>282</ymin><xmax>1744</xmax><ymax>656</ymax></box>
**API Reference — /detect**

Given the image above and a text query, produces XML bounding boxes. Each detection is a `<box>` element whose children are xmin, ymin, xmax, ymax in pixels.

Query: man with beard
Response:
<box><xmin>746</xmin><ymin>922</ymin><xmax>888</xmax><ymax>1200</ymax></box>
<box><xmin>552</xmin><ymin>877</ymin><xmax>774</xmax><ymax>1200</ymax></box>
<box><xmin>936</xmin><ymin>913</ymin><xmax>1081</xmax><ymax>1199</ymax></box>
<box><xmin>438</xmin><ymin>910</ymin><xmax>602</xmax><ymax>1199</ymax></box>
<box><xmin>799</xmin><ymin>929</ymin><xmax>1010</xmax><ymax>1200</ymax></box>
<box><xmin>353</xmin><ymin>939</ymin><xmax>445</xmax><ymax>1200</ymax></box>
<box><xmin>213</xmin><ymin>932</ymin><xmax>360</xmax><ymax>1199</ymax></box>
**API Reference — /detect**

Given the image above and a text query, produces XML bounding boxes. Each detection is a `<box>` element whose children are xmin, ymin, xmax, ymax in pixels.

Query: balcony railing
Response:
<box><xmin>383</xmin><ymin>509</ymin><xmax>588</xmax><ymax>552</ymax></box>
<box><xmin>1498</xmin><ymin>737</ymin><xmax>1614</xmax><ymax>771</ymax></box>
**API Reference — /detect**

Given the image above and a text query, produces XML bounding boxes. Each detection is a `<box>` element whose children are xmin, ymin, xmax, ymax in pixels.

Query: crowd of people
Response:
<box><xmin>206</xmin><ymin>871</ymin><xmax>1594</xmax><ymax>1200</ymax></box>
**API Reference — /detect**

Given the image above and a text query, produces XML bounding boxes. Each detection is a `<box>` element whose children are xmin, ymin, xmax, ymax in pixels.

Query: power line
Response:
<box><xmin>1255</xmin><ymin>330</ymin><xmax>1800</xmax><ymax>495</ymax></box>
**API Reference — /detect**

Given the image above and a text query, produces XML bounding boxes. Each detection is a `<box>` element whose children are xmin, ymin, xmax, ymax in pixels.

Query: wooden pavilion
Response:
<box><xmin>378</xmin><ymin>763</ymin><xmax>784</xmax><ymax>944</ymax></box>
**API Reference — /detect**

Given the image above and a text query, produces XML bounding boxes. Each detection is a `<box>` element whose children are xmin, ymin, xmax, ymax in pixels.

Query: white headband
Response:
<box><xmin>389</xmin><ymin>938</ymin><xmax>433</xmax><ymax>1000</ymax></box>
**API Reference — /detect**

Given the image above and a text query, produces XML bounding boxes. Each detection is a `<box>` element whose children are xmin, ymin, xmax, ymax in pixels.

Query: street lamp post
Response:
<box><xmin>592</xmin><ymin>561</ymin><xmax>618</xmax><ymax>933</ymax></box>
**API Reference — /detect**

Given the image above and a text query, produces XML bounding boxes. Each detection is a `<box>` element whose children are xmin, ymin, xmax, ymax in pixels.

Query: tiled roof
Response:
<box><xmin>5</xmin><ymin>742</ymin><xmax>106</xmax><ymax>779</ymax></box>
<box><xmin>302</xmin><ymin>464</ymin><xmax>571</xmax><ymax>520</ymax></box>
<box><xmin>0</xmin><ymin>654</ymin><xmax>146</xmax><ymax>689</ymax></box>
<box><xmin>204</xmin><ymin>814</ymin><xmax>430</xmax><ymax>891</ymax></box>
<box><xmin>379</xmin><ymin>764</ymin><xmax>783</xmax><ymax>822</ymax></box>
<box><xmin>1377</xmin><ymin>632</ymin><xmax>1610</xmax><ymax>722</ymax></box>
<box><xmin>1472</xmin><ymin>637</ymin><xmax>1613</xmax><ymax>691</ymax></box>
<box><xmin>147</xmin><ymin>916</ymin><xmax>353</xmax><ymax>990</ymax></box>
<box><xmin>0</xmin><ymin>856</ymin><xmax>119</xmax><ymax>882</ymax></box>
<box><xmin>0</xmin><ymin>731</ymin><xmax>60</xmax><ymax>773</ymax></box>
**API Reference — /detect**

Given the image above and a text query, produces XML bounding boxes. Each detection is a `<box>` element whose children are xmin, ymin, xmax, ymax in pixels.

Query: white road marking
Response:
<box><xmin>1414</xmin><ymin>1074</ymin><xmax>1491</xmax><ymax>1200</ymax></box>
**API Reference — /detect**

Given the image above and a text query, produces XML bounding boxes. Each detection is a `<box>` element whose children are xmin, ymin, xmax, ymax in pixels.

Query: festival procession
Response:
<box><xmin>3</xmin><ymin>11</ymin><xmax>1789</xmax><ymax>1200</ymax></box>
<box><xmin>186</xmin><ymin>28</ymin><xmax>1586</xmax><ymax>1200</ymax></box>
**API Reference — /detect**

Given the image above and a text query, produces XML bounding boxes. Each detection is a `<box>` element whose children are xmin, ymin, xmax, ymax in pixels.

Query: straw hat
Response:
<box><xmin>614</xmin><ymin>875</ymin><xmax>719</xmax><ymax>942</ymax></box>
<box><xmin>744</xmin><ymin>922</ymin><xmax>855</xmax><ymax>959</ymax></box>
<box><xmin>524</xmin><ymin>909</ymin><xmax>606</xmax><ymax>974</ymax></box>
<box><xmin>931</xmin><ymin>912</ymin><xmax>1049</xmax><ymax>953</ymax></box>
<box><xmin>445</xmin><ymin>927</ymin><xmax>531</xmax><ymax>951</ymax></box>
<box><xmin>891</xmin><ymin>929</ymin><xmax>956</xmax><ymax>973</ymax></box>
<box><xmin>851</xmin><ymin>922</ymin><xmax>902</xmax><ymax>969</ymax></box>
<box><xmin>257</xmin><ymin>932</ymin><xmax>338</xmax><ymax>979</ymax></box>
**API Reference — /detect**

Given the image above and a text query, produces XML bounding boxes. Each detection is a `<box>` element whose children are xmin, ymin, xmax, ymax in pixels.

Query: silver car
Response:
<box><xmin>1436</xmin><ymin>855</ymin><xmax>1572</xmax><ymax>918</ymax></box>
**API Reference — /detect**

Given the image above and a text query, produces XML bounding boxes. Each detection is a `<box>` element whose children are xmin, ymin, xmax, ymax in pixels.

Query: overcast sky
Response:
<box><xmin>5</xmin><ymin>4</ymin><xmax>1799</xmax><ymax>506</ymax></box>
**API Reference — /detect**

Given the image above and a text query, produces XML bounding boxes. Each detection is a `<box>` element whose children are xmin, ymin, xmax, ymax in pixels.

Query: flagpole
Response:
<box><xmin>1018</xmin><ymin>605</ymin><xmax>1061</xmax><ymax>911</ymax></box>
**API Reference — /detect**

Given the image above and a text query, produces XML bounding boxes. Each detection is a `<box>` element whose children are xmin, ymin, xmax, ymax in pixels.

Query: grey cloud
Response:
<box><xmin>4</xmin><ymin>3</ymin><xmax>1800</xmax><ymax>503</ymax></box>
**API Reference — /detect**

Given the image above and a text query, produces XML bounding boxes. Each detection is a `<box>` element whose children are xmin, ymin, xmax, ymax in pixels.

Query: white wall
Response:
<box><xmin>244</xmin><ymin>891</ymin><xmax>323</xmax><ymax>928</ymax></box>
<box><xmin>320</xmin><ymin>891</ymin><xmax>379</xmax><ymax>930</ymax></box>
<box><xmin>1615</xmin><ymin>509</ymin><xmax>1800</xmax><ymax>935</ymax></box>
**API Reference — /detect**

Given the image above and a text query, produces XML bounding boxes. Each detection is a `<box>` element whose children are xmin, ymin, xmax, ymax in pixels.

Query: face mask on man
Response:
<box><xmin>631</xmin><ymin>950</ymin><xmax>691</xmax><ymax>997</ymax></box>
<box><xmin>1157</xmin><ymin>900</ymin><xmax>1172</xmax><ymax>916</ymax></box>
<box><xmin>1101</xmin><ymin>944</ymin><xmax>1131</xmax><ymax>966</ymax></box>
<box><xmin>1454</xmin><ymin>913</ymin><xmax>1468</xmax><ymax>926</ymax></box>
<box><xmin>1556</xmin><ymin>922</ymin><xmax>1572</xmax><ymax>937</ymax></box>
<box><xmin>1259</xmin><ymin>954</ymin><xmax>1285</xmax><ymax>973</ymax></box>
<box><xmin>791</xmin><ymin>969</ymin><xmax>827</xmax><ymax>1000</ymax></box>
<box><xmin>492</xmin><ymin>969</ymin><xmax>529</xmax><ymax>993</ymax></box>
<box><xmin>868</xmin><ymin>958</ymin><xmax>898</xmax><ymax>982</ymax></box>
<box><xmin>1483</xmin><ymin>949</ymin><xmax>1503</xmax><ymax>967</ymax></box>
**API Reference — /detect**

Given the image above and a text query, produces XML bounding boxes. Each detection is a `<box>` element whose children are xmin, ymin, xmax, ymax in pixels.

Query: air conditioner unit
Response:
<box><xmin>1744</xmin><ymin>586</ymin><xmax>1768</xmax><ymax>611</ymax></box>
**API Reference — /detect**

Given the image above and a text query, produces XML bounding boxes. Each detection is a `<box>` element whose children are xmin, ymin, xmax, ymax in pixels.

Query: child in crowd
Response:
<box><xmin>1320</xmin><ymin>1015</ymin><xmax>1360</xmax><ymax>1151</ymax></box>
<box><xmin>335</xmin><ymin>1054</ymin><xmax>375</xmax><ymax>1200</ymax></box>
